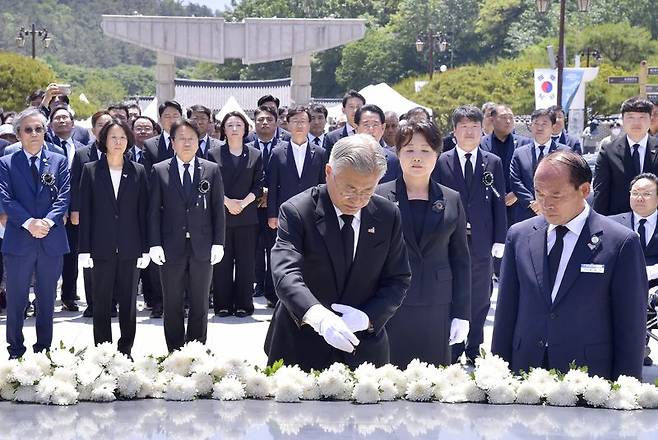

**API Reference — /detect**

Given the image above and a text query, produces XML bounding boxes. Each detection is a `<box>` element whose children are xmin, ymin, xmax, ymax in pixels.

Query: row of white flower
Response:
<box><xmin>0</xmin><ymin>341</ymin><xmax>657</xmax><ymax>409</ymax></box>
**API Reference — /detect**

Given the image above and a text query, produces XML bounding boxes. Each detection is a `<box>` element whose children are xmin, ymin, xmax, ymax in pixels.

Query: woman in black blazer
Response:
<box><xmin>375</xmin><ymin>120</ymin><xmax>471</xmax><ymax>367</ymax></box>
<box><xmin>78</xmin><ymin>118</ymin><xmax>149</xmax><ymax>357</ymax></box>
<box><xmin>208</xmin><ymin>111</ymin><xmax>264</xmax><ymax>317</ymax></box>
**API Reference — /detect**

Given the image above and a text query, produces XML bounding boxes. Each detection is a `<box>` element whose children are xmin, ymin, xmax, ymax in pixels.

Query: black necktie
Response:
<box><xmin>136</xmin><ymin>150</ymin><xmax>143</xmax><ymax>164</ymax></box>
<box><xmin>464</xmin><ymin>152</ymin><xmax>474</xmax><ymax>190</ymax></box>
<box><xmin>639</xmin><ymin>218</ymin><xmax>647</xmax><ymax>249</ymax></box>
<box><xmin>261</xmin><ymin>141</ymin><xmax>270</xmax><ymax>161</ymax></box>
<box><xmin>183</xmin><ymin>163</ymin><xmax>192</xmax><ymax>200</ymax></box>
<box><xmin>313</xmin><ymin>137</ymin><xmax>320</xmax><ymax>146</ymax></box>
<box><xmin>198</xmin><ymin>139</ymin><xmax>205</xmax><ymax>157</ymax></box>
<box><xmin>340</xmin><ymin>214</ymin><xmax>354</xmax><ymax>270</ymax></box>
<box><xmin>30</xmin><ymin>156</ymin><xmax>39</xmax><ymax>187</ymax></box>
<box><xmin>548</xmin><ymin>225</ymin><xmax>569</xmax><ymax>299</ymax></box>
<box><xmin>60</xmin><ymin>139</ymin><xmax>68</xmax><ymax>157</ymax></box>
<box><xmin>537</xmin><ymin>145</ymin><xmax>545</xmax><ymax>162</ymax></box>
<box><xmin>632</xmin><ymin>144</ymin><xmax>641</xmax><ymax>175</ymax></box>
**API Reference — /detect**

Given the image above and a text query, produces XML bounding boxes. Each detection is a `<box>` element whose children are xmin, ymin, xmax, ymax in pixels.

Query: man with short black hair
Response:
<box><xmin>382</xmin><ymin>111</ymin><xmax>399</xmax><ymax>151</ymax></box>
<box><xmin>308</xmin><ymin>103</ymin><xmax>328</xmax><ymax>148</ymax></box>
<box><xmin>245</xmin><ymin>95</ymin><xmax>291</xmax><ymax>143</ymax></box>
<box><xmin>143</xmin><ymin>100</ymin><xmax>183</xmax><ymax>166</ymax></box>
<box><xmin>593</xmin><ymin>96</ymin><xmax>658</xmax><ymax>215</ymax></box>
<box><xmin>107</xmin><ymin>104</ymin><xmax>130</xmax><ymax>123</ymax></box>
<box><xmin>127</xmin><ymin>103</ymin><xmax>141</xmax><ymax>124</ymax></box>
<box><xmin>325</xmin><ymin>90</ymin><xmax>366</xmax><ymax>154</ymax></box>
<box><xmin>354</xmin><ymin>104</ymin><xmax>400</xmax><ymax>183</ymax></box>
<box><xmin>547</xmin><ymin>105</ymin><xmax>582</xmax><ymax>154</ymax></box>
<box><xmin>188</xmin><ymin>104</ymin><xmax>222</xmax><ymax>159</ymax></box>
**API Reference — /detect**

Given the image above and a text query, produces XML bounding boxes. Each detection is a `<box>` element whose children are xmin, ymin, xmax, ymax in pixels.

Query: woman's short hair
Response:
<box><xmin>218</xmin><ymin>111</ymin><xmax>249</xmax><ymax>141</ymax></box>
<box><xmin>97</xmin><ymin>118</ymin><xmax>135</xmax><ymax>154</ymax></box>
<box><xmin>395</xmin><ymin>120</ymin><xmax>443</xmax><ymax>155</ymax></box>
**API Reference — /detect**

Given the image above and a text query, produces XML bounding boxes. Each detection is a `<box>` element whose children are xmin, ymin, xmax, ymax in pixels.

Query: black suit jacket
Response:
<box><xmin>208</xmin><ymin>144</ymin><xmax>264</xmax><ymax>227</ymax></box>
<box><xmin>78</xmin><ymin>156</ymin><xmax>148</xmax><ymax>259</ymax></box>
<box><xmin>70</xmin><ymin>142</ymin><xmax>102</xmax><ymax>212</ymax></box>
<box><xmin>197</xmin><ymin>135</ymin><xmax>223</xmax><ymax>159</ymax></box>
<box><xmin>148</xmin><ymin>157</ymin><xmax>225</xmax><ymax>261</ymax></box>
<box><xmin>609</xmin><ymin>211</ymin><xmax>658</xmax><ymax>266</ymax></box>
<box><xmin>264</xmin><ymin>185</ymin><xmax>411</xmax><ymax>370</ymax></box>
<box><xmin>245</xmin><ymin>127</ymin><xmax>291</xmax><ymax>144</ymax></box>
<box><xmin>144</xmin><ymin>134</ymin><xmax>174</xmax><ymax>167</ymax></box>
<box><xmin>376</xmin><ymin>178</ymin><xmax>470</xmax><ymax>317</ymax></box>
<box><xmin>324</xmin><ymin>125</ymin><xmax>352</xmax><ymax>155</ymax></box>
<box><xmin>593</xmin><ymin>136</ymin><xmax>658</xmax><ymax>215</ymax></box>
<box><xmin>266</xmin><ymin>141</ymin><xmax>327</xmax><ymax>219</ymax></box>
<box><xmin>433</xmin><ymin>148</ymin><xmax>508</xmax><ymax>259</ymax></box>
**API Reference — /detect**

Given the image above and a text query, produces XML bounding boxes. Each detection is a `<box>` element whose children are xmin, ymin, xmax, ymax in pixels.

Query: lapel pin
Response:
<box><xmin>368</xmin><ymin>227</ymin><xmax>375</xmax><ymax>234</ymax></box>
<box><xmin>432</xmin><ymin>200</ymin><xmax>445</xmax><ymax>213</ymax></box>
<box><xmin>122</xmin><ymin>174</ymin><xmax>128</xmax><ymax>178</ymax></box>
<box><xmin>587</xmin><ymin>234</ymin><xmax>601</xmax><ymax>251</ymax></box>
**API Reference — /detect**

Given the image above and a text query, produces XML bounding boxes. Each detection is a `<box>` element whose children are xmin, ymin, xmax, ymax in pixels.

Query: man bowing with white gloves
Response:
<box><xmin>147</xmin><ymin>119</ymin><xmax>225</xmax><ymax>352</ymax></box>
<box><xmin>264</xmin><ymin>134</ymin><xmax>411</xmax><ymax>371</ymax></box>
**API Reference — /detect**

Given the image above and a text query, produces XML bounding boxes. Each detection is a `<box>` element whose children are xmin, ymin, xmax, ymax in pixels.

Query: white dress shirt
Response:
<box><xmin>633</xmin><ymin>209</ymin><xmax>657</xmax><ymax>246</ymax></box>
<box><xmin>308</xmin><ymin>133</ymin><xmax>325</xmax><ymax>146</ymax></box>
<box><xmin>627</xmin><ymin>134</ymin><xmax>649</xmax><ymax>172</ymax></box>
<box><xmin>454</xmin><ymin>145</ymin><xmax>479</xmax><ymax>177</ymax></box>
<box><xmin>533</xmin><ymin>141</ymin><xmax>549</xmax><ymax>161</ymax></box>
<box><xmin>162</xmin><ymin>131</ymin><xmax>171</xmax><ymax>150</ymax></box>
<box><xmin>175</xmin><ymin>156</ymin><xmax>196</xmax><ymax>186</ymax></box>
<box><xmin>290</xmin><ymin>140</ymin><xmax>308</xmax><ymax>178</ymax></box>
<box><xmin>199</xmin><ymin>135</ymin><xmax>209</xmax><ymax>156</ymax></box>
<box><xmin>132</xmin><ymin>146</ymin><xmax>144</xmax><ymax>163</ymax></box>
<box><xmin>547</xmin><ymin>203</ymin><xmax>590</xmax><ymax>302</ymax></box>
<box><xmin>109</xmin><ymin>168</ymin><xmax>122</xmax><ymax>198</ymax></box>
<box><xmin>333</xmin><ymin>205</ymin><xmax>361</xmax><ymax>260</ymax></box>
<box><xmin>59</xmin><ymin>137</ymin><xmax>76</xmax><ymax>169</ymax></box>
<box><xmin>258</xmin><ymin>137</ymin><xmax>274</xmax><ymax>156</ymax></box>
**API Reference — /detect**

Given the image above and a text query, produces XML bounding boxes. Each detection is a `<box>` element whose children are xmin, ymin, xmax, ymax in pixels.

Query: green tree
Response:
<box><xmin>0</xmin><ymin>51</ymin><xmax>55</xmax><ymax>111</ymax></box>
<box><xmin>580</xmin><ymin>23</ymin><xmax>656</xmax><ymax>70</ymax></box>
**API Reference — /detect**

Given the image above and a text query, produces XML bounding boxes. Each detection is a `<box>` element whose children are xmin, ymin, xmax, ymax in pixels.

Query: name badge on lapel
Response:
<box><xmin>581</xmin><ymin>264</ymin><xmax>604</xmax><ymax>274</ymax></box>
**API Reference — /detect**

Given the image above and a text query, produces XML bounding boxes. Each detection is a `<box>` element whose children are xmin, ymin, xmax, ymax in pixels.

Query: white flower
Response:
<box><xmin>582</xmin><ymin>376</ymin><xmax>611</xmax><ymax>407</ymax></box>
<box><xmin>318</xmin><ymin>368</ymin><xmax>348</xmax><ymax>399</ymax></box>
<box><xmin>405</xmin><ymin>378</ymin><xmax>433</xmax><ymax>402</ymax></box>
<box><xmin>563</xmin><ymin>369</ymin><xmax>590</xmax><ymax>395</ymax></box>
<box><xmin>244</xmin><ymin>371</ymin><xmax>271</xmax><ymax>399</ymax></box>
<box><xmin>161</xmin><ymin>351</ymin><xmax>193</xmax><ymax>376</ymax></box>
<box><xmin>615</xmin><ymin>375</ymin><xmax>643</xmax><ymax>395</ymax></box>
<box><xmin>84</xmin><ymin>342</ymin><xmax>117</xmax><ymax>366</ymax></box>
<box><xmin>272</xmin><ymin>365</ymin><xmax>307</xmax><ymax>387</ymax></box>
<box><xmin>404</xmin><ymin>359</ymin><xmax>430</xmax><ymax>383</ymax></box>
<box><xmin>178</xmin><ymin>340</ymin><xmax>210</xmax><ymax>360</ymax></box>
<box><xmin>52</xmin><ymin>367</ymin><xmax>77</xmax><ymax>384</ymax></box>
<box><xmin>13</xmin><ymin>385</ymin><xmax>37</xmax><ymax>402</ymax></box>
<box><xmin>76</xmin><ymin>362</ymin><xmax>103</xmax><ymax>386</ymax></box>
<box><xmin>0</xmin><ymin>384</ymin><xmax>16</xmax><ymax>400</ymax></box>
<box><xmin>474</xmin><ymin>353</ymin><xmax>511</xmax><ymax>376</ymax></box>
<box><xmin>487</xmin><ymin>379</ymin><xmax>517</xmax><ymax>404</ymax></box>
<box><xmin>117</xmin><ymin>371</ymin><xmax>142</xmax><ymax>398</ymax></box>
<box><xmin>23</xmin><ymin>351</ymin><xmax>52</xmax><ymax>376</ymax></box>
<box><xmin>327</xmin><ymin>362</ymin><xmax>350</xmax><ymax>375</ymax></box>
<box><xmin>515</xmin><ymin>381</ymin><xmax>542</xmax><ymax>405</ymax></box>
<box><xmin>77</xmin><ymin>384</ymin><xmax>93</xmax><ymax>401</ymax></box>
<box><xmin>462</xmin><ymin>380</ymin><xmax>487</xmax><ymax>403</ymax></box>
<box><xmin>354</xmin><ymin>362</ymin><xmax>378</xmax><ymax>381</ymax></box>
<box><xmin>378</xmin><ymin>378</ymin><xmax>398</xmax><ymax>401</ymax></box>
<box><xmin>212</xmin><ymin>376</ymin><xmax>245</xmax><ymax>401</ymax></box>
<box><xmin>106</xmin><ymin>353</ymin><xmax>133</xmax><ymax>377</ymax></box>
<box><xmin>134</xmin><ymin>356</ymin><xmax>159</xmax><ymax>378</ymax></box>
<box><xmin>352</xmin><ymin>377</ymin><xmax>379</xmax><ymax>404</ymax></box>
<box><xmin>526</xmin><ymin>368</ymin><xmax>558</xmax><ymax>396</ymax></box>
<box><xmin>274</xmin><ymin>378</ymin><xmax>301</xmax><ymax>402</ymax></box>
<box><xmin>300</xmin><ymin>374</ymin><xmax>320</xmax><ymax>400</ymax></box>
<box><xmin>440</xmin><ymin>364</ymin><xmax>470</xmax><ymax>385</ymax></box>
<box><xmin>90</xmin><ymin>374</ymin><xmax>117</xmax><ymax>402</ymax></box>
<box><xmin>217</xmin><ymin>357</ymin><xmax>249</xmax><ymax>381</ymax></box>
<box><xmin>50</xmin><ymin>381</ymin><xmax>78</xmax><ymax>405</ymax></box>
<box><xmin>49</xmin><ymin>348</ymin><xmax>78</xmax><ymax>369</ymax></box>
<box><xmin>190</xmin><ymin>358</ymin><xmax>215</xmax><ymax>376</ymax></box>
<box><xmin>606</xmin><ymin>388</ymin><xmax>640</xmax><ymax>410</ymax></box>
<box><xmin>9</xmin><ymin>362</ymin><xmax>43</xmax><ymax>386</ymax></box>
<box><xmin>164</xmin><ymin>375</ymin><xmax>197</xmax><ymax>401</ymax></box>
<box><xmin>545</xmin><ymin>381</ymin><xmax>578</xmax><ymax>407</ymax></box>
<box><xmin>191</xmin><ymin>372</ymin><xmax>214</xmax><ymax>397</ymax></box>
<box><xmin>636</xmin><ymin>383</ymin><xmax>658</xmax><ymax>409</ymax></box>
<box><xmin>35</xmin><ymin>376</ymin><xmax>58</xmax><ymax>404</ymax></box>
<box><xmin>377</xmin><ymin>364</ymin><xmax>406</xmax><ymax>395</ymax></box>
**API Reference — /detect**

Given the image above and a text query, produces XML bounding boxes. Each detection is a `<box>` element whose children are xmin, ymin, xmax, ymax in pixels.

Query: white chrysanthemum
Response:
<box><xmin>0</xmin><ymin>384</ymin><xmax>16</xmax><ymax>401</ymax></box>
<box><xmin>9</xmin><ymin>362</ymin><xmax>43</xmax><ymax>386</ymax></box>
<box><xmin>178</xmin><ymin>340</ymin><xmax>210</xmax><ymax>359</ymax></box>
<box><xmin>636</xmin><ymin>383</ymin><xmax>658</xmax><ymax>409</ymax></box>
<box><xmin>473</xmin><ymin>368</ymin><xmax>502</xmax><ymax>392</ymax></box>
<box><xmin>134</xmin><ymin>356</ymin><xmax>159</xmax><ymax>378</ymax></box>
<box><xmin>13</xmin><ymin>385</ymin><xmax>37</xmax><ymax>402</ymax></box>
<box><xmin>24</xmin><ymin>351</ymin><xmax>52</xmax><ymax>375</ymax></box>
<box><xmin>76</xmin><ymin>384</ymin><xmax>93</xmax><ymax>401</ymax></box>
<box><xmin>106</xmin><ymin>353</ymin><xmax>133</xmax><ymax>377</ymax></box>
<box><xmin>405</xmin><ymin>378</ymin><xmax>433</xmax><ymax>402</ymax></box>
<box><xmin>117</xmin><ymin>371</ymin><xmax>142</xmax><ymax>398</ymax></box>
<box><xmin>440</xmin><ymin>364</ymin><xmax>470</xmax><ymax>385</ymax></box>
<box><xmin>515</xmin><ymin>381</ymin><xmax>542</xmax><ymax>405</ymax></box>
<box><xmin>212</xmin><ymin>376</ymin><xmax>245</xmax><ymax>401</ymax></box>
<box><xmin>377</xmin><ymin>364</ymin><xmax>407</xmax><ymax>395</ymax></box>
<box><xmin>462</xmin><ymin>380</ymin><xmax>487</xmax><ymax>403</ymax></box>
<box><xmin>299</xmin><ymin>374</ymin><xmax>320</xmax><ymax>400</ymax></box>
<box><xmin>474</xmin><ymin>353</ymin><xmax>511</xmax><ymax>376</ymax></box>
<box><xmin>526</xmin><ymin>368</ymin><xmax>558</xmax><ymax>396</ymax></box>
<box><xmin>52</xmin><ymin>367</ymin><xmax>76</xmax><ymax>384</ymax></box>
<box><xmin>378</xmin><ymin>378</ymin><xmax>398</xmax><ymax>401</ymax></box>
<box><xmin>217</xmin><ymin>357</ymin><xmax>248</xmax><ymax>381</ymax></box>
<box><xmin>439</xmin><ymin>384</ymin><xmax>469</xmax><ymax>403</ymax></box>
<box><xmin>487</xmin><ymin>380</ymin><xmax>517</xmax><ymax>404</ymax></box>
<box><xmin>273</xmin><ymin>378</ymin><xmax>302</xmax><ymax>402</ymax></box>
<box><xmin>90</xmin><ymin>373</ymin><xmax>117</xmax><ymax>402</ymax></box>
<box><xmin>161</xmin><ymin>351</ymin><xmax>193</xmax><ymax>376</ymax></box>
<box><xmin>191</xmin><ymin>372</ymin><xmax>214</xmax><ymax>397</ymax></box>
<box><xmin>327</xmin><ymin>362</ymin><xmax>350</xmax><ymax>375</ymax></box>
<box><xmin>582</xmin><ymin>376</ymin><xmax>611</xmax><ymax>407</ymax></box>
<box><xmin>432</xmin><ymin>376</ymin><xmax>450</xmax><ymax>401</ymax></box>
<box><xmin>50</xmin><ymin>381</ymin><xmax>78</xmax><ymax>405</ymax></box>
<box><xmin>84</xmin><ymin>342</ymin><xmax>117</xmax><ymax>366</ymax></box>
<box><xmin>164</xmin><ymin>375</ymin><xmax>197</xmax><ymax>401</ymax></box>
<box><xmin>563</xmin><ymin>369</ymin><xmax>590</xmax><ymax>395</ymax></box>
<box><xmin>605</xmin><ymin>388</ymin><xmax>640</xmax><ymax>410</ymax></box>
<box><xmin>404</xmin><ymin>359</ymin><xmax>430</xmax><ymax>383</ymax></box>
<box><xmin>76</xmin><ymin>362</ymin><xmax>103</xmax><ymax>386</ymax></box>
<box><xmin>49</xmin><ymin>348</ymin><xmax>78</xmax><ymax>369</ymax></box>
<box><xmin>190</xmin><ymin>357</ymin><xmax>215</xmax><ymax>376</ymax></box>
<box><xmin>244</xmin><ymin>371</ymin><xmax>271</xmax><ymax>399</ymax></box>
<box><xmin>318</xmin><ymin>368</ymin><xmax>348</xmax><ymax>399</ymax></box>
<box><xmin>35</xmin><ymin>376</ymin><xmax>58</xmax><ymax>404</ymax></box>
<box><xmin>352</xmin><ymin>377</ymin><xmax>379</xmax><ymax>404</ymax></box>
<box><xmin>134</xmin><ymin>372</ymin><xmax>156</xmax><ymax>399</ymax></box>
<box><xmin>0</xmin><ymin>360</ymin><xmax>18</xmax><ymax>389</ymax></box>
<box><xmin>354</xmin><ymin>362</ymin><xmax>378</xmax><ymax>381</ymax></box>
<box><xmin>545</xmin><ymin>381</ymin><xmax>578</xmax><ymax>407</ymax></box>
<box><xmin>615</xmin><ymin>375</ymin><xmax>643</xmax><ymax>395</ymax></box>
<box><xmin>150</xmin><ymin>371</ymin><xmax>173</xmax><ymax>399</ymax></box>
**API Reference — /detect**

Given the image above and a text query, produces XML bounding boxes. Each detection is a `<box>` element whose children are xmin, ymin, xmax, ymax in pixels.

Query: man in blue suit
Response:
<box><xmin>510</xmin><ymin>109</ymin><xmax>569</xmax><ymax>223</ymax></box>
<box><xmin>354</xmin><ymin>104</ymin><xmax>400</xmax><ymax>184</ymax></box>
<box><xmin>324</xmin><ymin>90</ymin><xmax>366</xmax><ymax>155</ymax></box>
<box><xmin>0</xmin><ymin>108</ymin><xmax>70</xmax><ymax>358</ymax></box>
<box><xmin>492</xmin><ymin>150</ymin><xmax>647</xmax><ymax>380</ymax></box>
<box><xmin>434</xmin><ymin>105</ymin><xmax>507</xmax><ymax>364</ymax></box>
<box><xmin>548</xmin><ymin>105</ymin><xmax>582</xmax><ymax>154</ymax></box>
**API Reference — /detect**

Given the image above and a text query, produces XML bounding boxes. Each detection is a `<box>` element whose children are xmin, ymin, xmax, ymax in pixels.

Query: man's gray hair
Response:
<box><xmin>13</xmin><ymin>107</ymin><xmax>48</xmax><ymax>135</ymax></box>
<box><xmin>329</xmin><ymin>133</ymin><xmax>387</xmax><ymax>178</ymax></box>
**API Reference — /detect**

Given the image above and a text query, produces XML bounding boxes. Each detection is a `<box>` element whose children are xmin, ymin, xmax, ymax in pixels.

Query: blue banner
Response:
<box><xmin>562</xmin><ymin>70</ymin><xmax>584</xmax><ymax>112</ymax></box>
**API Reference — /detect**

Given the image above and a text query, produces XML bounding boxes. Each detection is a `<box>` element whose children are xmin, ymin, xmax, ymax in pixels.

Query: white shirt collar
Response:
<box><xmin>163</xmin><ymin>131</ymin><xmax>171</xmax><ymax>146</ymax></box>
<box><xmin>333</xmin><ymin>205</ymin><xmax>362</xmax><ymax>223</ymax></box>
<box><xmin>175</xmin><ymin>155</ymin><xmax>196</xmax><ymax>169</ymax></box>
<box><xmin>308</xmin><ymin>133</ymin><xmax>325</xmax><ymax>143</ymax></box>
<box><xmin>23</xmin><ymin>147</ymin><xmax>43</xmax><ymax>161</ymax></box>
<box><xmin>533</xmin><ymin>140</ymin><xmax>551</xmax><ymax>149</ymax></box>
<box><xmin>290</xmin><ymin>139</ymin><xmax>308</xmax><ymax>150</ymax></box>
<box><xmin>455</xmin><ymin>144</ymin><xmax>479</xmax><ymax>160</ymax></box>
<box><xmin>627</xmin><ymin>134</ymin><xmax>649</xmax><ymax>149</ymax></box>
<box><xmin>633</xmin><ymin>209</ymin><xmax>657</xmax><ymax>229</ymax></box>
<box><xmin>547</xmin><ymin>203</ymin><xmax>590</xmax><ymax>237</ymax></box>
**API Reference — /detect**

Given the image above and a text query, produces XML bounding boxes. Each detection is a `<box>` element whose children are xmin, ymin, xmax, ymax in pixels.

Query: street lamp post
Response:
<box><xmin>415</xmin><ymin>29</ymin><xmax>449</xmax><ymax>81</ymax></box>
<box><xmin>16</xmin><ymin>24</ymin><xmax>52</xmax><ymax>59</ymax></box>
<box><xmin>580</xmin><ymin>47</ymin><xmax>601</xmax><ymax>67</ymax></box>
<box><xmin>536</xmin><ymin>0</ymin><xmax>592</xmax><ymax>107</ymax></box>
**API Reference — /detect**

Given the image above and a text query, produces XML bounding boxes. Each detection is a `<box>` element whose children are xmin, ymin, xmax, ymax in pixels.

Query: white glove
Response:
<box><xmin>149</xmin><ymin>246</ymin><xmax>166</xmax><ymax>266</ymax></box>
<box><xmin>331</xmin><ymin>303</ymin><xmax>370</xmax><ymax>332</ymax></box>
<box><xmin>304</xmin><ymin>304</ymin><xmax>360</xmax><ymax>353</ymax></box>
<box><xmin>210</xmin><ymin>245</ymin><xmax>224</xmax><ymax>265</ymax></box>
<box><xmin>647</xmin><ymin>264</ymin><xmax>658</xmax><ymax>281</ymax></box>
<box><xmin>491</xmin><ymin>243</ymin><xmax>505</xmax><ymax>259</ymax></box>
<box><xmin>78</xmin><ymin>253</ymin><xmax>94</xmax><ymax>269</ymax></box>
<box><xmin>449</xmin><ymin>318</ymin><xmax>470</xmax><ymax>345</ymax></box>
<box><xmin>136</xmin><ymin>253</ymin><xmax>151</xmax><ymax>269</ymax></box>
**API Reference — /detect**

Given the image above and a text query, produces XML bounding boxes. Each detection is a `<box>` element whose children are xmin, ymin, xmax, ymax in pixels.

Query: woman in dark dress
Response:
<box><xmin>375</xmin><ymin>120</ymin><xmax>471</xmax><ymax>367</ymax></box>
<box><xmin>78</xmin><ymin>118</ymin><xmax>149</xmax><ymax>357</ymax></box>
<box><xmin>209</xmin><ymin>111</ymin><xmax>264</xmax><ymax>317</ymax></box>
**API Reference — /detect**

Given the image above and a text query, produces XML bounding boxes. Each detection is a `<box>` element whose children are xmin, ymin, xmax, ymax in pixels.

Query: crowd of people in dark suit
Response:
<box><xmin>0</xmin><ymin>83</ymin><xmax>658</xmax><ymax>382</ymax></box>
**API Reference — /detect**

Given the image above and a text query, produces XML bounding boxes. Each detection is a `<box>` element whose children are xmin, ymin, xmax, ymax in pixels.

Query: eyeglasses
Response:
<box><xmin>630</xmin><ymin>191</ymin><xmax>656</xmax><ymax>199</ymax></box>
<box><xmin>133</xmin><ymin>126</ymin><xmax>153</xmax><ymax>133</ymax></box>
<box><xmin>288</xmin><ymin>119</ymin><xmax>310</xmax><ymax>126</ymax></box>
<box><xmin>331</xmin><ymin>173</ymin><xmax>375</xmax><ymax>200</ymax></box>
<box><xmin>22</xmin><ymin>126</ymin><xmax>45</xmax><ymax>135</ymax></box>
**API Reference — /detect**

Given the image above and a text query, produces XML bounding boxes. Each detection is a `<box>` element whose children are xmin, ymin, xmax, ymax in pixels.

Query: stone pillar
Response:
<box><xmin>156</xmin><ymin>52</ymin><xmax>176</xmax><ymax>103</ymax></box>
<box><xmin>291</xmin><ymin>53</ymin><xmax>312</xmax><ymax>105</ymax></box>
